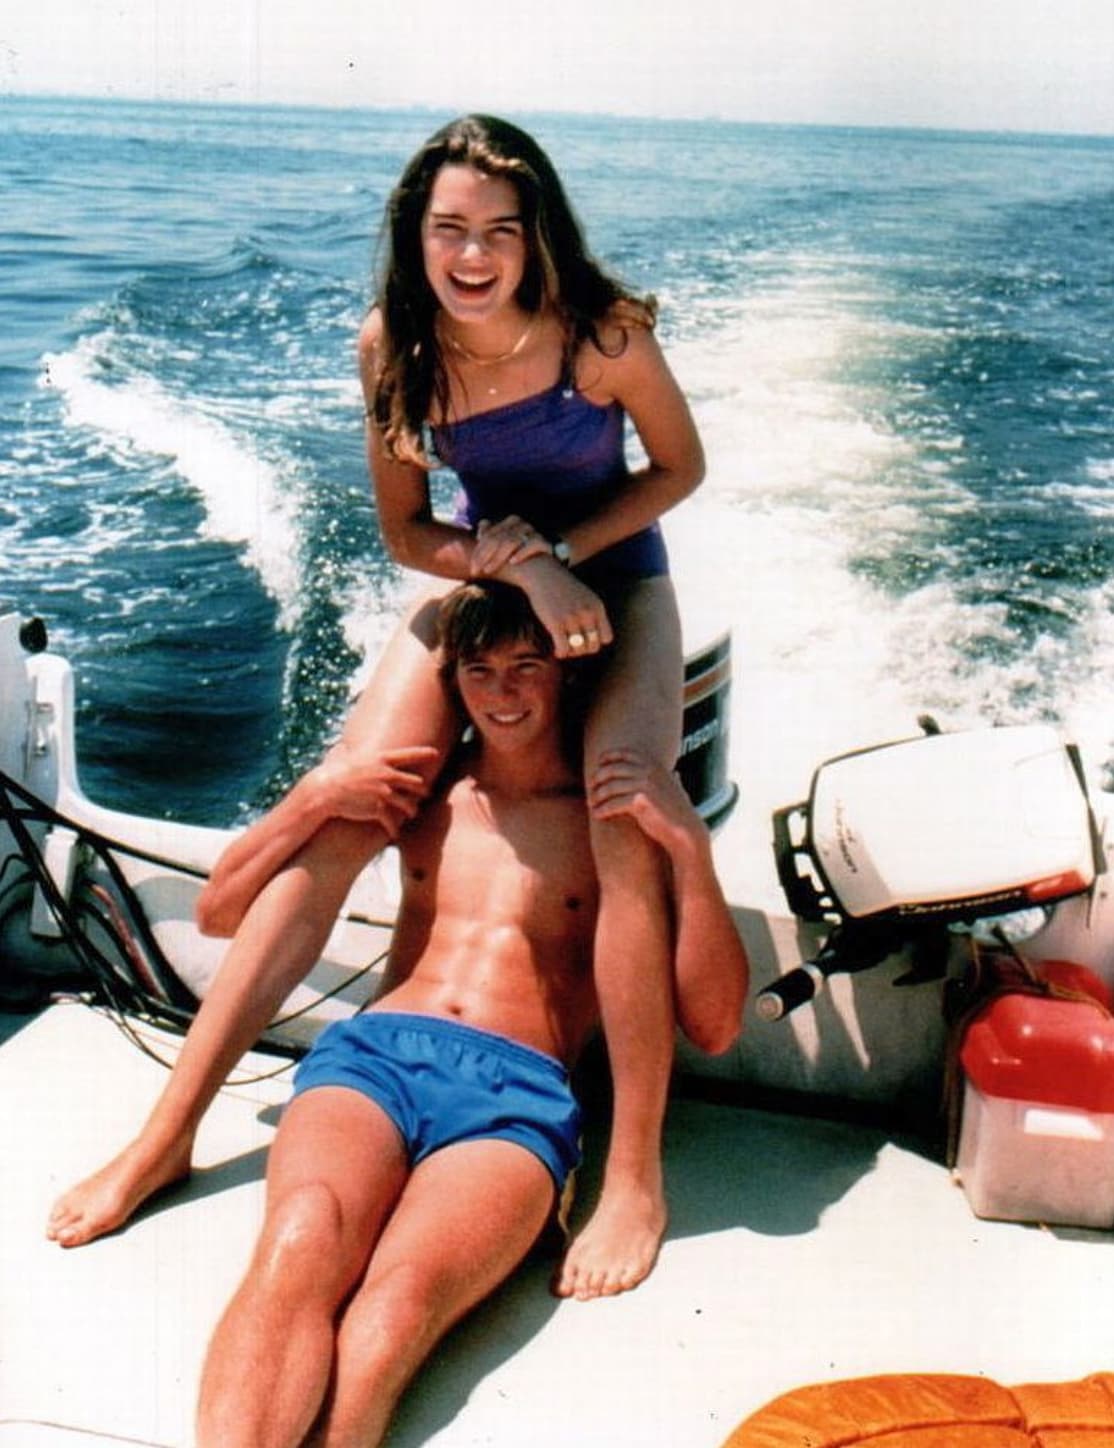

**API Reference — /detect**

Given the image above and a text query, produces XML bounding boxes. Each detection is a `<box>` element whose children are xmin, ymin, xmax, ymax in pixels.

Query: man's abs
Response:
<box><xmin>370</xmin><ymin>959</ymin><xmax>597</xmax><ymax>1065</ymax></box>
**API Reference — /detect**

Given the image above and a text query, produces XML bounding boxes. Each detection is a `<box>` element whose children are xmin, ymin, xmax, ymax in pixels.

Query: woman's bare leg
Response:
<box><xmin>555</xmin><ymin>577</ymin><xmax>683</xmax><ymax>1301</ymax></box>
<box><xmin>196</xmin><ymin>1086</ymin><xmax>410</xmax><ymax>1448</ymax></box>
<box><xmin>47</xmin><ymin>818</ymin><xmax>384</xmax><ymax>1248</ymax></box>
<box><xmin>47</xmin><ymin>586</ymin><xmax>448</xmax><ymax>1249</ymax></box>
<box><xmin>197</xmin><ymin>586</ymin><xmax>456</xmax><ymax>936</ymax></box>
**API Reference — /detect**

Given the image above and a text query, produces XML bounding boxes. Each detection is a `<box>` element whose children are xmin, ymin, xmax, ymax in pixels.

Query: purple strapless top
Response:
<box><xmin>431</xmin><ymin>381</ymin><xmax>668</xmax><ymax>582</ymax></box>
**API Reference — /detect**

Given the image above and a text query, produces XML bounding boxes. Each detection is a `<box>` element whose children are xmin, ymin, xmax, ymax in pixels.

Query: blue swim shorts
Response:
<box><xmin>291</xmin><ymin>1011</ymin><xmax>582</xmax><ymax>1192</ymax></box>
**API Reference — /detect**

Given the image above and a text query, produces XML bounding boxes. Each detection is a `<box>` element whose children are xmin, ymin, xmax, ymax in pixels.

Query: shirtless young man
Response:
<box><xmin>48</xmin><ymin>581</ymin><xmax>747</xmax><ymax>1446</ymax></box>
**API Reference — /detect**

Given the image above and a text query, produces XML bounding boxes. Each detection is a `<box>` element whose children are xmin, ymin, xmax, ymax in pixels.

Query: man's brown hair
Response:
<box><xmin>436</xmin><ymin>581</ymin><xmax>553</xmax><ymax>678</ymax></box>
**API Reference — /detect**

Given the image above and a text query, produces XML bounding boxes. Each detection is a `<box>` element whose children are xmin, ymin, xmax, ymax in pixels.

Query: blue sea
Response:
<box><xmin>2</xmin><ymin>96</ymin><xmax>1113</xmax><ymax>829</ymax></box>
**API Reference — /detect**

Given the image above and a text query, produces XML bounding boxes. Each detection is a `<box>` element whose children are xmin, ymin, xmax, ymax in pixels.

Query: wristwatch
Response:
<box><xmin>552</xmin><ymin>538</ymin><xmax>572</xmax><ymax>566</ymax></box>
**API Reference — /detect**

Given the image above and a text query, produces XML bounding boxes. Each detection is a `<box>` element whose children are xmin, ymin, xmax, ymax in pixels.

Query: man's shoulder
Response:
<box><xmin>395</xmin><ymin>763</ymin><xmax>479</xmax><ymax>858</ymax></box>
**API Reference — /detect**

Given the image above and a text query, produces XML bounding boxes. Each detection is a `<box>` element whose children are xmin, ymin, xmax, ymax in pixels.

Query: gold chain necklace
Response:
<box><xmin>441</xmin><ymin>315</ymin><xmax>537</xmax><ymax>367</ymax></box>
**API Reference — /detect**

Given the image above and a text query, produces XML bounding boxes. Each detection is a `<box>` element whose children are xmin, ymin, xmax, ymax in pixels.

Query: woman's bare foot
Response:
<box><xmin>46</xmin><ymin>1134</ymin><xmax>193</xmax><ymax>1248</ymax></box>
<box><xmin>553</xmin><ymin>1174</ymin><xmax>667</xmax><ymax>1301</ymax></box>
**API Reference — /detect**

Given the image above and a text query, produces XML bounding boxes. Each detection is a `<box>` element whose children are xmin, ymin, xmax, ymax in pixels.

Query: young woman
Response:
<box><xmin>198</xmin><ymin>114</ymin><xmax>712</xmax><ymax>1300</ymax></box>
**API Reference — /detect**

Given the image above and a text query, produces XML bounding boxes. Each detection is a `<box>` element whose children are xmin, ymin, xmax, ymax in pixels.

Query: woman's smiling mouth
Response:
<box><xmin>448</xmin><ymin>271</ymin><xmax>498</xmax><ymax>296</ymax></box>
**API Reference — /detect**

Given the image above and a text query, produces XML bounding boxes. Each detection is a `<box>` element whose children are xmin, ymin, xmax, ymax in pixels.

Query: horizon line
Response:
<box><xmin>3</xmin><ymin>85</ymin><xmax>1113</xmax><ymax>145</ymax></box>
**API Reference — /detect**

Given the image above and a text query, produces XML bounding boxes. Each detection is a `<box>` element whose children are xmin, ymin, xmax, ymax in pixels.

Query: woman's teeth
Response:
<box><xmin>450</xmin><ymin>273</ymin><xmax>496</xmax><ymax>293</ymax></box>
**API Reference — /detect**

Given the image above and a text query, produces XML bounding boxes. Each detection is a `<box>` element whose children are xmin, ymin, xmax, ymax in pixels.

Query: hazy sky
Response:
<box><xmin>3</xmin><ymin>0</ymin><xmax>1114</xmax><ymax>135</ymax></box>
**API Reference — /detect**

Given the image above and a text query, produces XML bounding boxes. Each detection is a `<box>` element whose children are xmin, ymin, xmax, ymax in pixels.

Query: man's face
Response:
<box><xmin>454</xmin><ymin>637</ymin><xmax>563</xmax><ymax>756</ymax></box>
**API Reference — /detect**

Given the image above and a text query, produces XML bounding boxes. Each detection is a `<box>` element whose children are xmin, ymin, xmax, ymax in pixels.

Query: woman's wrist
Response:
<box><xmin>501</xmin><ymin>551</ymin><xmax>562</xmax><ymax>587</ymax></box>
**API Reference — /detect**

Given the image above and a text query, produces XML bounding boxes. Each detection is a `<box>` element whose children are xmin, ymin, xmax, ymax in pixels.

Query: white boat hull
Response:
<box><xmin>6</xmin><ymin>607</ymin><xmax>1114</xmax><ymax>1448</ymax></box>
<box><xmin>3</xmin><ymin>605</ymin><xmax>1113</xmax><ymax>1110</ymax></box>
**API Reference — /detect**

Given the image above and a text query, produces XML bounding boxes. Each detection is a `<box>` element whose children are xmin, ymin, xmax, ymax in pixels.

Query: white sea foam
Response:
<box><xmin>669</xmin><ymin>269</ymin><xmax>924</xmax><ymax>752</ymax></box>
<box><xmin>664</xmin><ymin>259</ymin><xmax>1114</xmax><ymax>814</ymax></box>
<box><xmin>43</xmin><ymin>336</ymin><xmax>304</xmax><ymax>624</ymax></box>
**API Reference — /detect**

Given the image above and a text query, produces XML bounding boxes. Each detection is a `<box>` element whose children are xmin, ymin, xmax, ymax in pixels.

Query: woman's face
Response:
<box><xmin>421</xmin><ymin>164</ymin><xmax>528</xmax><ymax>326</ymax></box>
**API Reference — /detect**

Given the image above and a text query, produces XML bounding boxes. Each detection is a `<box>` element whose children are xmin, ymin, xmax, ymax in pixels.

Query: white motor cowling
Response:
<box><xmin>773</xmin><ymin>723</ymin><xmax>1102</xmax><ymax>926</ymax></box>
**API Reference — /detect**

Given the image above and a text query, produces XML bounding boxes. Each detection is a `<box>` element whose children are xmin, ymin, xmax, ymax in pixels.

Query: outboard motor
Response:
<box><xmin>677</xmin><ymin>632</ymin><xmax>737</xmax><ymax>832</ymax></box>
<box><xmin>759</xmin><ymin>722</ymin><xmax>1103</xmax><ymax>1020</ymax></box>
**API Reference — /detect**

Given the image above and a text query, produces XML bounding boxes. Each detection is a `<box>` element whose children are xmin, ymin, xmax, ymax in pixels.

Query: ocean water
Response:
<box><xmin>2</xmin><ymin>96</ymin><xmax>1113</xmax><ymax>830</ymax></box>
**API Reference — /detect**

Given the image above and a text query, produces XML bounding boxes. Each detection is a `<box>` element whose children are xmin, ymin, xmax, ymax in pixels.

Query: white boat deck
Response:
<box><xmin>5</xmin><ymin>1000</ymin><xmax>1114</xmax><ymax>1448</ymax></box>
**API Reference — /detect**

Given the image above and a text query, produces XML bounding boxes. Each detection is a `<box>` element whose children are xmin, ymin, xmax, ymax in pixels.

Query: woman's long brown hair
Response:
<box><xmin>372</xmin><ymin>114</ymin><xmax>655</xmax><ymax>464</ymax></box>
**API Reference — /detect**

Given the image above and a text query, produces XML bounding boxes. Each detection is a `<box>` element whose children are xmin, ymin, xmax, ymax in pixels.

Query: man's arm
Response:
<box><xmin>588</xmin><ymin>748</ymin><xmax>748</xmax><ymax>1055</ymax></box>
<box><xmin>196</xmin><ymin>744</ymin><xmax>439</xmax><ymax>937</ymax></box>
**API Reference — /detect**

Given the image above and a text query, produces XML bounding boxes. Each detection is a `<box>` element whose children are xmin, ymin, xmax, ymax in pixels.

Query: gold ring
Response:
<box><xmin>567</xmin><ymin>631</ymin><xmax>586</xmax><ymax>649</ymax></box>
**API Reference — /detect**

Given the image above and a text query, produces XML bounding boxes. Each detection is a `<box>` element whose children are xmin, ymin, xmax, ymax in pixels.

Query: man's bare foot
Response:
<box><xmin>553</xmin><ymin>1178</ymin><xmax>667</xmax><ymax>1301</ymax></box>
<box><xmin>46</xmin><ymin>1135</ymin><xmax>193</xmax><ymax>1248</ymax></box>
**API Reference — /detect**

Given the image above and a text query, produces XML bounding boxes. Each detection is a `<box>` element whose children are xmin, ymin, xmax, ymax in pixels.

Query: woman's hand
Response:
<box><xmin>505</xmin><ymin>554</ymin><xmax>614</xmax><ymax>658</ymax></box>
<box><xmin>470</xmin><ymin>515</ymin><xmax>554</xmax><ymax>576</ymax></box>
<box><xmin>314</xmin><ymin>743</ymin><xmax>442</xmax><ymax>839</ymax></box>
